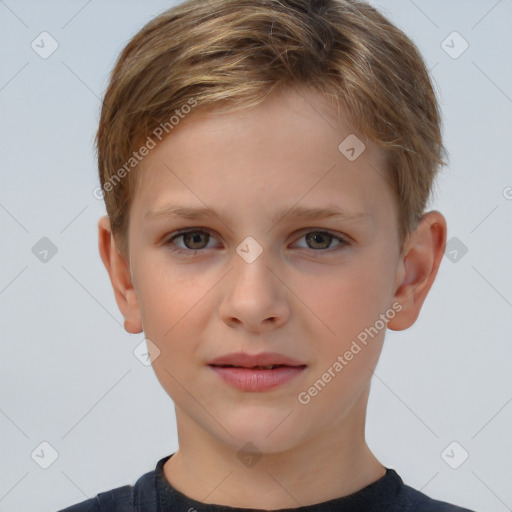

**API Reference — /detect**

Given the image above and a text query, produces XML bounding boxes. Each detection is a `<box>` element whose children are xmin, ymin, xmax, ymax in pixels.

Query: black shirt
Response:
<box><xmin>58</xmin><ymin>453</ymin><xmax>475</xmax><ymax>511</ymax></box>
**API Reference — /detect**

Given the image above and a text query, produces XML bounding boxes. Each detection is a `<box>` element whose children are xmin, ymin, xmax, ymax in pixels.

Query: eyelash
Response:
<box><xmin>165</xmin><ymin>228</ymin><xmax>350</xmax><ymax>257</ymax></box>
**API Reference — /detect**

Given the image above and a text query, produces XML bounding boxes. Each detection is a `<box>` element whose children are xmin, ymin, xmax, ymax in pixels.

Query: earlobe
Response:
<box><xmin>387</xmin><ymin>211</ymin><xmax>447</xmax><ymax>331</ymax></box>
<box><xmin>98</xmin><ymin>216</ymin><xmax>143</xmax><ymax>334</ymax></box>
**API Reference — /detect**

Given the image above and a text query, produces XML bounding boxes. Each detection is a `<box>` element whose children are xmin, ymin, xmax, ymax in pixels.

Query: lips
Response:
<box><xmin>208</xmin><ymin>351</ymin><xmax>307</xmax><ymax>369</ymax></box>
<box><xmin>208</xmin><ymin>352</ymin><xmax>307</xmax><ymax>391</ymax></box>
<box><xmin>214</xmin><ymin>364</ymin><xmax>288</xmax><ymax>370</ymax></box>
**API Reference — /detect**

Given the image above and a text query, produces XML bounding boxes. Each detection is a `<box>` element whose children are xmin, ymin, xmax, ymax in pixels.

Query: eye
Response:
<box><xmin>293</xmin><ymin>231</ymin><xmax>347</xmax><ymax>251</ymax></box>
<box><xmin>167</xmin><ymin>229</ymin><xmax>216</xmax><ymax>255</ymax></box>
<box><xmin>165</xmin><ymin>228</ymin><xmax>350</xmax><ymax>257</ymax></box>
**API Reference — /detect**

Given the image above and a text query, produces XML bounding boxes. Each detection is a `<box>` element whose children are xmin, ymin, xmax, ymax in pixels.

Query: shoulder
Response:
<box><xmin>395</xmin><ymin>478</ymin><xmax>476</xmax><ymax>512</ymax></box>
<box><xmin>57</xmin><ymin>464</ymin><xmax>158</xmax><ymax>512</ymax></box>
<box><xmin>56</xmin><ymin>455</ymin><xmax>171</xmax><ymax>512</ymax></box>
<box><xmin>56</xmin><ymin>484</ymin><xmax>133</xmax><ymax>512</ymax></box>
<box><xmin>360</xmin><ymin>468</ymin><xmax>476</xmax><ymax>512</ymax></box>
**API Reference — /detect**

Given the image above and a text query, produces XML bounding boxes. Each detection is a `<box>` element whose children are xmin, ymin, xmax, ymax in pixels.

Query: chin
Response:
<box><xmin>218</xmin><ymin>413</ymin><xmax>307</xmax><ymax>455</ymax></box>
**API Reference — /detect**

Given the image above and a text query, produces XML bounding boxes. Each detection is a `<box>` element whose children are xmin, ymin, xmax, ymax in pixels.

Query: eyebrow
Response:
<box><xmin>145</xmin><ymin>203</ymin><xmax>371</xmax><ymax>225</ymax></box>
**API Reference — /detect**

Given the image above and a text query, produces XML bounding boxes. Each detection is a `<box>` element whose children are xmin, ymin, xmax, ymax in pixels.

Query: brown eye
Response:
<box><xmin>292</xmin><ymin>230</ymin><xmax>350</xmax><ymax>254</ymax></box>
<box><xmin>181</xmin><ymin>231</ymin><xmax>210</xmax><ymax>250</ymax></box>
<box><xmin>166</xmin><ymin>228</ymin><xmax>348</xmax><ymax>258</ymax></box>
<box><xmin>304</xmin><ymin>231</ymin><xmax>335</xmax><ymax>250</ymax></box>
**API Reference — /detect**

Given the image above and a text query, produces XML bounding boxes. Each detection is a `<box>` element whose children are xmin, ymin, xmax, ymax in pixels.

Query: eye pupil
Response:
<box><xmin>184</xmin><ymin>231</ymin><xmax>209</xmax><ymax>249</ymax></box>
<box><xmin>306</xmin><ymin>232</ymin><xmax>331</xmax><ymax>249</ymax></box>
<box><xmin>170</xmin><ymin>229</ymin><xmax>344</xmax><ymax>256</ymax></box>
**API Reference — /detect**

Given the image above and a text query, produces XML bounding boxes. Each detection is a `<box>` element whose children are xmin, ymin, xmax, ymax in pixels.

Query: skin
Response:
<box><xmin>98</xmin><ymin>86</ymin><xmax>447</xmax><ymax>509</ymax></box>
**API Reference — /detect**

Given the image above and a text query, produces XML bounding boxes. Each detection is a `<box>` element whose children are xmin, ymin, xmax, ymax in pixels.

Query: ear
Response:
<box><xmin>97</xmin><ymin>216</ymin><xmax>143</xmax><ymax>334</ymax></box>
<box><xmin>387</xmin><ymin>210</ymin><xmax>447</xmax><ymax>331</ymax></box>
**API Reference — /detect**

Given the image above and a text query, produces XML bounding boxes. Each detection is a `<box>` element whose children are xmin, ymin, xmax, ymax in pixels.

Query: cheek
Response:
<box><xmin>295</xmin><ymin>257</ymin><xmax>393</xmax><ymax>347</ymax></box>
<box><xmin>136</xmin><ymin>266</ymin><xmax>204</xmax><ymax>398</ymax></box>
<box><xmin>133</xmin><ymin>259</ymin><xmax>218</xmax><ymax>379</ymax></box>
<box><xmin>295</xmin><ymin>270</ymin><xmax>388</xmax><ymax>411</ymax></box>
<box><xmin>133</xmin><ymin>256</ymin><xmax>206</xmax><ymax>337</ymax></box>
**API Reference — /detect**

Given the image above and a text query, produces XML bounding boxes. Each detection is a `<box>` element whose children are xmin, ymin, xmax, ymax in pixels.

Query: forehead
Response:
<box><xmin>130</xmin><ymin>86</ymin><xmax>390</xmax><ymax>219</ymax></box>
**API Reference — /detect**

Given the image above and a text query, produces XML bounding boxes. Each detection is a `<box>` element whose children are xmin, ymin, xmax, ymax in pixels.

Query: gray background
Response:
<box><xmin>1</xmin><ymin>1</ymin><xmax>511</xmax><ymax>511</ymax></box>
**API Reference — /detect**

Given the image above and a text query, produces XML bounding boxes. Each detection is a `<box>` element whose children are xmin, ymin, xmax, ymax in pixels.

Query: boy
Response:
<box><xmin>60</xmin><ymin>0</ymin><xmax>475</xmax><ymax>510</ymax></box>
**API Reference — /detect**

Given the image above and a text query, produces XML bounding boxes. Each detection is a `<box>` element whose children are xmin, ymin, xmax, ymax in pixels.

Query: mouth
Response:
<box><xmin>208</xmin><ymin>351</ymin><xmax>307</xmax><ymax>368</ymax></box>
<box><xmin>208</xmin><ymin>363</ymin><xmax>307</xmax><ymax>391</ymax></box>
<box><xmin>209</xmin><ymin>364</ymin><xmax>306</xmax><ymax>370</ymax></box>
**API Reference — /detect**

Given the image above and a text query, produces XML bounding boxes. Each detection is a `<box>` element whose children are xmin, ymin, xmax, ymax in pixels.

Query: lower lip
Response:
<box><xmin>209</xmin><ymin>365</ymin><xmax>306</xmax><ymax>391</ymax></box>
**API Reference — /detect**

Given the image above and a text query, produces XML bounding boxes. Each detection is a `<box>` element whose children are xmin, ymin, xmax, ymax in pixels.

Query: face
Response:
<box><xmin>124</xmin><ymin>87</ymin><xmax>404</xmax><ymax>455</ymax></box>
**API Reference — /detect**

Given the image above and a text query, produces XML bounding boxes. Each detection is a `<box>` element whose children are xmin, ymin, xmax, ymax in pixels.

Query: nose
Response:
<box><xmin>218</xmin><ymin>244</ymin><xmax>290</xmax><ymax>333</ymax></box>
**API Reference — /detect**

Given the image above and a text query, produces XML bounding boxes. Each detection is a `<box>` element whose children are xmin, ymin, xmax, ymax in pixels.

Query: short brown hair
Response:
<box><xmin>96</xmin><ymin>0</ymin><xmax>446</xmax><ymax>258</ymax></box>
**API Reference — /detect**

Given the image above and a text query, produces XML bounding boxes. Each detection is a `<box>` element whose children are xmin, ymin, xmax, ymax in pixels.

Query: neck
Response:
<box><xmin>163</xmin><ymin>390</ymin><xmax>386</xmax><ymax>509</ymax></box>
